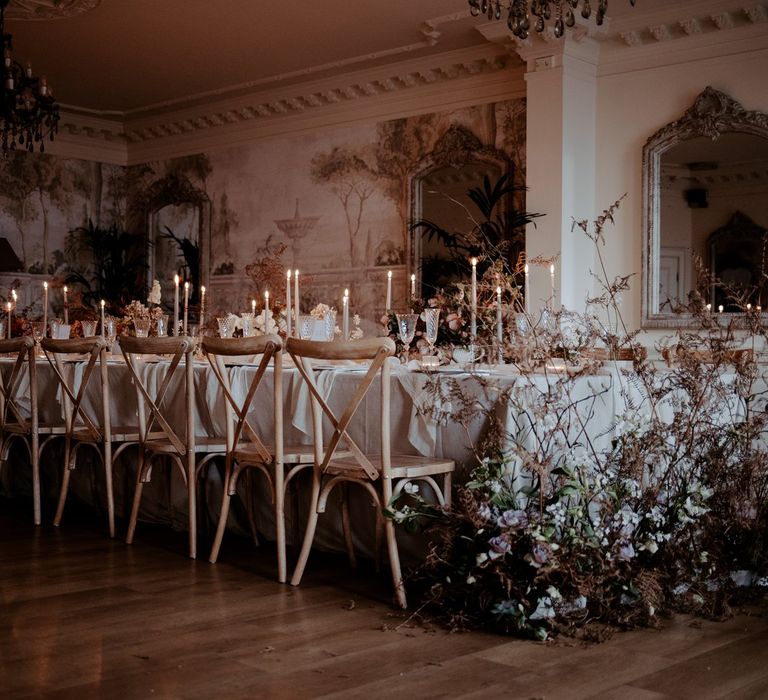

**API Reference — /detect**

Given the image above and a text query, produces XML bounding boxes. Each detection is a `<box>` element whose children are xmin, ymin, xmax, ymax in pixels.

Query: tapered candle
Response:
<box><xmin>6</xmin><ymin>301</ymin><xmax>10</xmax><ymax>339</ymax></box>
<box><xmin>496</xmin><ymin>285</ymin><xmax>503</xmax><ymax>343</ymax></box>
<box><xmin>173</xmin><ymin>274</ymin><xmax>180</xmax><ymax>336</ymax></box>
<box><xmin>524</xmin><ymin>263</ymin><xmax>530</xmax><ymax>314</ymax></box>
<box><xmin>470</xmin><ymin>257</ymin><xmax>478</xmax><ymax>341</ymax></box>
<box><xmin>100</xmin><ymin>299</ymin><xmax>106</xmax><ymax>340</ymax></box>
<box><xmin>43</xmin><ymin>281</ymin><xmax>48</xmax><ymax>339</ymax></box>
<box><xmin>263</xmin><ymin>290</ymin><xmax>270</xmax><ymax>334</ymax></box>
<box><xmin>62</xmin><ymin>284</ymin><xmax>68</xmax><ymax>325</ymax></box>
<box><xmin>286</xmin><ymin>270</ymin><xmax>292</xmax><ymax>336</ymax></box>
<box><xmin>410</xmin><ymin>273</ymin><xmax>416</xmax><ymax>301</ymax></box>
<box><xmin>183</xmin><ymin>281</ymin><xmax>189</xmax><ymax>335</ymax></box>
<box><xmin>200</xmin><ymin>285</ymin><xmax>206</xmax><ymax>333</ymax></box>
<box><xmin>386</xmin><ymin>270</ymin><xmax>392</xmax><ymax>311</ymax></box>
<box><xmin>342</xmin><ymin>288</ymin><xmax>349</xmax><ymax>341</ymax></box>
<box><xmin>294</xmin><ymin>269</ymin><xmax>300</xmax><ymax>328</ymax></box>
<box><xmin>549</xmin><ymin>263</ymin><xmax>556</xmax><ymax>309</ymax></box>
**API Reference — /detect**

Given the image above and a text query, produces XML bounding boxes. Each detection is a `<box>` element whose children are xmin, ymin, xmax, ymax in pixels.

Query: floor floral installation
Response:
<box><xmin>386</xmin><ymin>200</ymin><xmax>768</xmax><ymax>640</ymax></box>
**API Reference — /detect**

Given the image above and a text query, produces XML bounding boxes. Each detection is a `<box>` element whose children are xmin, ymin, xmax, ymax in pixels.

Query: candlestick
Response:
<box><xmin>410</xmin><ymin>273</ymin><xmax>416</xmax><ymax>301</ymax></box>
<box><xmin>62</xmin><ymin>284</ymin><xmax>68</xmax><ymax>325</ymax></box>
<box><xmin>496</xmin><ymin>285</ymin><xmax>503</xmax><ymax>343</ymax></box>
<box><xmin>263</xmin><ymin>290</ymin><xmax>270</xmax><ymax>334</ymax></box>
<box><xmin>470</xmin><ymin>257</ymin><xmax>478</xmax><ymax>341</ymax></box>
<box><xmin>200</xmin><ymin>285</ymin><xmax>206</xmax><ymax>333</ymax></box>
<box><xmin>524</xmin><ymin>263</ymin><xmax>530</xmax><ymax>315</ymax></box>
<box><xmin>549</xmin><ymin>263</ymin><xmax>556</xmax><ymax>309</ymax></box>
<box><xmin>6</xmin><ymin>301</ymin><xmax>10</xmax><ymax>339</ymax></box>
<box><xmin>342</xmin><ymin>288</ymin><xmax>349</xmax><ymax>341</ymax></box>
<box><xmin>183</xmin><ymin>281</ymin><xmax>190</xmax><ymax>336</ymax></box>
<box><xmin>100</xmin><ymin>299</ymin><xmax>106</xmax><ymax>341</ymax></box>
<box><xmin>173</xmin><ymin>273</ymin><xmax>180</xmax><ymax>336</ymax></box>
<box><xmin>43</xmin><ymin>281</ymin><xmax>48</xmax><ymax>339</ymax></box>
<box><xmin>294</xmin><ymin>269</ymin><xmax>300</xmax><ymax>330</ymax></box>
<box><xmin>286</xmin><ymin>270</ymin><xmax>292</xmax><ymax>337</ymax></box>
<box><xmin>386</xmin><ymin>269</ymin><xmax>392</xmax><ymax>311</ymax></box>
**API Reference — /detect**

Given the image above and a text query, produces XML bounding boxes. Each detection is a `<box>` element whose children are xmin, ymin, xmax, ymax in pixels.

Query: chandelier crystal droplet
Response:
<box><xmin>468</xmin><ymin>0</ymin><xmax>636</xmax><ymax>40</ymax></box>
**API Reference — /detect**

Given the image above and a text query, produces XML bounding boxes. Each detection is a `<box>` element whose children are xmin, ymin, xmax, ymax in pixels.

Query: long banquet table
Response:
<box><xmin>4</xmin><ymin>352</ymin><xmax>653</xmax><ymax>562</ymax></box>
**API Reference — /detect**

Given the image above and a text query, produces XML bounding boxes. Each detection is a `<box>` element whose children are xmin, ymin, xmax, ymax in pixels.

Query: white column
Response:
<box><xmin>517</xmin><ymin>35</ymin><xmax>599</xmax><ymax>314</ymax></box>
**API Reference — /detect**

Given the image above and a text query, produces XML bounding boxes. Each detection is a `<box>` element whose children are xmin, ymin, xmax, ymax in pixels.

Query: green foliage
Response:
<box><xmin>65</xmin><ymin>220</ymin><xmax>147</xmax><ymax>313</ymax></box>
<box><xmin>411</xmin><ymin>173</ymin><xmax>543</xmax><ymax>294</ymax></box>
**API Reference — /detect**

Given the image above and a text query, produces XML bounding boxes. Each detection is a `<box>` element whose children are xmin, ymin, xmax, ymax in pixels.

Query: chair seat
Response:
<box><xmin>145</xmin><ymin>435</ymin><xmax>227</xmax><ymax>455</ymax></box>
<box><xmin>234</xmin><ymin>443</ymin><xmax>354</xmax><ymax>465</ymax></box>
<box><xmin>110</xmin><ymin>426</ymin><xmax>142</xmax><ymax>442</ymax></box>
<box><xmin>4</xmin><ymin>421</ymin><xmax>66</xmax><ymax>436</ymax></box>
<box><xmin>324</xmin><ymin>453</ymin><xmax>455</xmax><ymax>479</ymax></box>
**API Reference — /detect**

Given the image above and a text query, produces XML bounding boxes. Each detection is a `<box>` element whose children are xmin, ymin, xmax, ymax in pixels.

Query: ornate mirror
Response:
<box><xmin>138</xmin><ymin>173</ymin><xmax>212</xmax><ymax>307</ymax></box>
<box><xmin>642</xmin><ymin>87</ymin><xmax>768</xmax><ymax>327</ymax></box>
<box><xmin>408</xmin><ymin>125</ymin><xmax>513</xmax><ymax>297</ymax></box>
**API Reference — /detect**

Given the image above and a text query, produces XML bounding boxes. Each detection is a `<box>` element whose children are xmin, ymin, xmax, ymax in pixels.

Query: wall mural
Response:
<box><xmin>0</xmin><ymin>98</ymin><xmax>525</xmax><ymax>328</ymax></box>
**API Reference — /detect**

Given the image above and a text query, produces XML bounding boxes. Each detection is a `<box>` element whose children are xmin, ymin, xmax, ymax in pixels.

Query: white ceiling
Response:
<box><xmin>4</xmin><ymin>0</ymin><xmax>750</xmax><ymax>114</ymax></box>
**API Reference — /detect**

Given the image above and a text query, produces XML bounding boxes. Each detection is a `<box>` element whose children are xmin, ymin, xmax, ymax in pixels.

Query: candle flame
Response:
<box><xmin>470</xmin><ymin>257</ymin><xmax>478</xmax><ymax>266</ymax></box>
<box><xmin>718</xmin><ymin>305</ymin><xmax>724</xmax><ymax>313</ymax></box>
<box><xmin>201</xmin><ymin>286</ymin><xmax>206</xmax><ymax>294</ymax></box>
<box><xmin>387</xmin><ymin>270</ymin><xmax>392</xmax><ymax>279</ymax></box>
<box><xmin>100</xmin><ymin>299</ymin><xmax>105</xmax><ymax>308</ymax></box>
<box><xmin>524</xmin><ymin>263</ymin><xmax>529</xmax><ymax>274</ymax></box>
<box><xmin>184</xmin><ymin>281</ymin><xmax>189</xmax><ymax>289</ymax></box>
<box><xmin>287</xmin><ymin>269</ymin><xmax>292</xmax><ymax>279</ymax></box>
<box><xmin>43</xmin><ymin>281</ymin><xmax>48</xmax><ymax>289</ymax></box>
<box><xmin>550</xmin><ymin>264</ymin><xmax>555</xmax><ymax>274</ymax></box>
<box><xmin>63</xmin><ymin>285</ymin><xmax>67</xmax><ymax>293</ymax></box>
<box><xmin>174</xmin><ymin>274</ymin><xmax>179</xmax><ymax>285</ymax></box>
<box><xmin>344</xmin><ymin>288</ymin><xmax>349</xmax><ymax>297</ymax></box>
<box><xmin>496</xmin><ymin>286</ymin><xmax>502</xmax><ymax>294</ymax></box>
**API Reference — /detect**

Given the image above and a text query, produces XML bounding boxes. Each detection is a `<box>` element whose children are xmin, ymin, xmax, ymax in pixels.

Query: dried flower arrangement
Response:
<box><xmin>387</xmin><ymin>199</ymin><xmax>768</xmax><ymax>641</ymax></box>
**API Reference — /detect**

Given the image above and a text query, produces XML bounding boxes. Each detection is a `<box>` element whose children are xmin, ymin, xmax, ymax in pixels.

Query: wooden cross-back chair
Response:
<box><xmin>40</xmin><ymin>337</ymin><xmax>121</xmax><ymax>537</ymax></box>
<box><xmin>286</xmin><ymin>337</ymin><xmax>454</xmax><ymax>609</ymax></box>
<box><xmin>0</xmin><ymin>336</ymin><xmax>49</xmax><ymax>525</ymax></box>
<box><xmin>203</xmin><ymin>335</ymin><xmax>318</xmax><ymax>583</ymax></box>
<box><xmin>120</xmin><ymin>335</ymin><xmax>225</xmax><ymax>559</ymax></box>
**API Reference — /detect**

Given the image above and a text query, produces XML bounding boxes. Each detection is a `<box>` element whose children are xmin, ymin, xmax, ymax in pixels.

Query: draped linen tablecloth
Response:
<box><xmin>1</xmin><ymin>353</ymin><xmax>650</xmax><ymax>562</ymax></box>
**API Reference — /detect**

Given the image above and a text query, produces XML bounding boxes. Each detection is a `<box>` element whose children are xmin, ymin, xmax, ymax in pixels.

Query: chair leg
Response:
<box><xmin>340</xmin><ymin>483</ymin><xmax>356</xmax><ymax>569</ymax></box>
<box><xmin>274</xmin><ymin>465</ymin><xmax>287</xmax><ymax>584</ymax></box>
<box><xmin>104</xmin><ymin>443</ymin><xmax>115</xmax><ymax>539</ymax></box>
<box><xmin>53</xmin><ymin>440</ymin><xmax>73</xmax><ymax>527</ymax></box>
<box><xmin>444</xmin><ymin>472</ymin><xmax>453</xmax><ymax>508</ymax></box>
<box><xmin>31</xmin><ymin>441</ymin><xmax>41</xmax><ymax>527</ymax></box>
<box><xmin>290</xmin><ymin>468</ymin><xmax>321</xmax><ymax>587</ymax></box>
<box><xmin>126</xmin><ymin>455</ymin><xmax>147</xmax><ymax>545</ymax></box>
<box><xmin>243</xmin><ymin>469</ymin><xmax>260</xmax><ymax>547</ymax></box>
<box><xmin>383</xmin><ymin>518</ymin><xmax>407</xmax><ymax>609</ymax></box>
<box><xmin>209</xmin><ymin>460</ymin><xmax>232</xmax><ymax>564</ymax></box>
<box><xmin>374</xmin><ymin>509</ymin><xmax>384</xmax><ymax>574</ymax></box>
<box><xmin>188</xmin><ymin>459</ymin><xmax>197</xmax><ymax>560</ymax></box>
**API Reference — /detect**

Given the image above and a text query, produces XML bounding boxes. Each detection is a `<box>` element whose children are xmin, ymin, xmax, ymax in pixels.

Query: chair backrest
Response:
<box><xmin>286</xmin><ymin>337</ymin><xmax>396</xmax><ymax>480</ymax></box>
<box><xmin>41</xmin><ymin>337</ymin><xmax>108</xmax><ymax>443</ymax></box>
<box><xmin>201</xmin><ymin>335</ymin><xmax>282</xmax><ymax>461</ymax></box>
<box><xmin>118</xmin><ymin>335</ymin><xmax>194</xmax><ymax>454</ymax></box>
<box><xmin>0</xmin><ymin>336</ymin><xmax>37</xmax><ymax>433</ymax></box>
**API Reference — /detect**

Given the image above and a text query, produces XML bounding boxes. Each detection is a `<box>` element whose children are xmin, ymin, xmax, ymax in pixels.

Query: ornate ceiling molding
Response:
<box><xmin>614</xmin><ymin>3</ymin><xmax>767</xmax><ymax>47</ymax></box>
<box><xmin>6</xmin><ymin>0</ymin><xmax>100</xmax><ymax>20</ymax></box>
<box><xmin>122</xmin><ymin>47</ymin><xmax>516</xmax><ymax>145</ymax></box>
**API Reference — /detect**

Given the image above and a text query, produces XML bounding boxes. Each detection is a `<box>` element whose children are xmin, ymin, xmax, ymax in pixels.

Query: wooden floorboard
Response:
<box><xmin>1</xmin><ymin>496</ymin><xmax>767</xmax><ymax>699</ymax></box>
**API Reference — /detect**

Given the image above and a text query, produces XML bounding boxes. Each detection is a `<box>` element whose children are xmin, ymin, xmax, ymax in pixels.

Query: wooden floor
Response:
<box><xmin>2</xmin><ymin>499</ymin><xmax>768</xmax><ymax>700</ymax></box>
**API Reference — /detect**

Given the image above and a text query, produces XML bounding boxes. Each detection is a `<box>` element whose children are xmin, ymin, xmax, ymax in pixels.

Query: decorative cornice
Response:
<box><xmin>6</xmin><ymin>0</ymin><xmax>100</xmax><ymax>20</ymax></box>
<box><xmin>615</xmin><ymin>2</ymin><xmax>767</xmax><ymax>46</ymax></box>
<box><xmin>122</xmin><ymin>45</ymin><xmax>516</xmax><ymax>146</ymax></box>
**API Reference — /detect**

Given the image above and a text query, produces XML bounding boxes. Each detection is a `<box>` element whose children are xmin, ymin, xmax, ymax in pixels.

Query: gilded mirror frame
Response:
<box><xmin>642</xmin><ymin>86</ymin><xmax>768</xmax><ymax>328</ymax></box>
<box><xmin>407</xmin><ymin>125</ymin><xmax>512</xmax><ymax>296</ymax></box>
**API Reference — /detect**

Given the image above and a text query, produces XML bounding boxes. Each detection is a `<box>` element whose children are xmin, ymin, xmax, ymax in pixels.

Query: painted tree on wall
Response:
<box><xmin>0</xmin><ymin>154</ymin><xmax>38</xmax><ymax>267</ymax></box>
<box><xmin>310</xmin><ymin>147</ymin><xmax>374</xmax><ymax>268</ymax></box>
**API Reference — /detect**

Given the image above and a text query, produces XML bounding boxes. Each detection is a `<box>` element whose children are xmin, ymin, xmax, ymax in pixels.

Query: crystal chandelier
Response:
<box><xmin>0</xmin><ymin>0</ymin><xmax>60</xmax><ymax>153</ymax></box>
<box><xmin>468</xmin><ymin>0</ymin><xmax>636</xmax><ymax>40</ymax></box>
